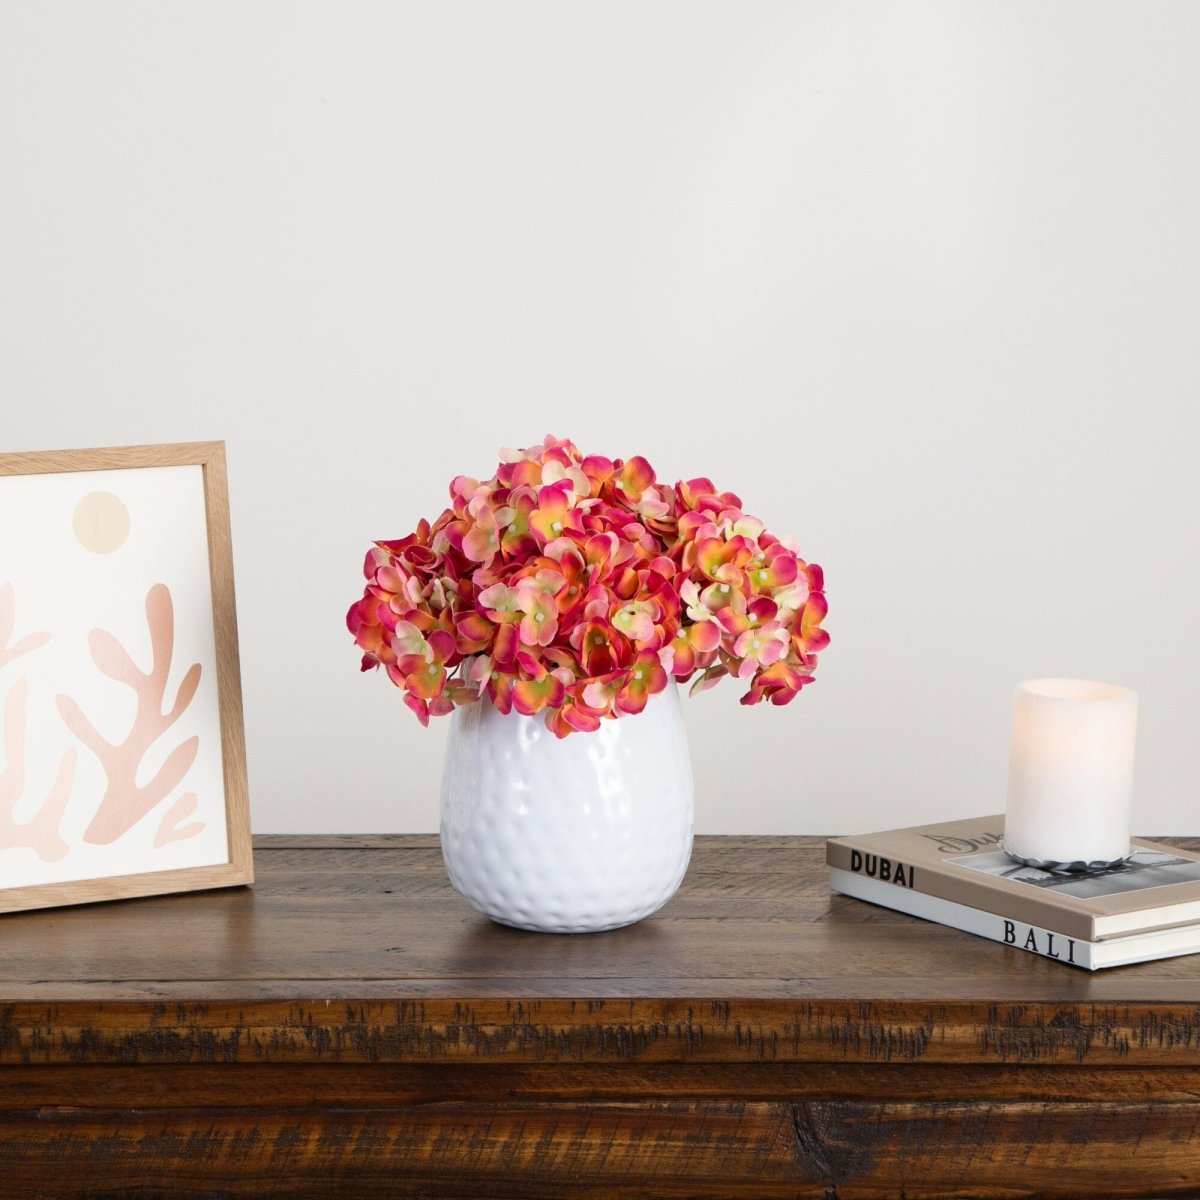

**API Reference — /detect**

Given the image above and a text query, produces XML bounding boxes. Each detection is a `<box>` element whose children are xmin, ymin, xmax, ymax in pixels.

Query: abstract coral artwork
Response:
<box><xmin>0</xmin><ymin>443</ymin><xmax>252</xmax><ymax>912</ymax></box>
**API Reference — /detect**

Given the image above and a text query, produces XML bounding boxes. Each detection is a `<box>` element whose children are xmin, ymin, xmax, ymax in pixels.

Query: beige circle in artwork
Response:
<box><xmin>73</xmin><ymin>491</ymin><xmax>131</xmax><ymax>554</ymax></box>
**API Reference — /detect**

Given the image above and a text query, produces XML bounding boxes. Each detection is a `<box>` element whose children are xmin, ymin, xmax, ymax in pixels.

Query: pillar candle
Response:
<box><xmin>1004</xmin><ymin>678</ymin><xmax>1138</xmax><ymax>867</ymax></box>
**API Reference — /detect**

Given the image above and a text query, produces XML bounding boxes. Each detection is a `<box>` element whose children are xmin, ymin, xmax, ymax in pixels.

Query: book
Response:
<box><xmin>828</xmin><ymin>866</ymin><xmax>1200</xmax><ymax>970</ymax></box>
<box><xmin>827</xmin><ymin>816</ymin><xmax>1200</xmax><ymax>948</ymax></box>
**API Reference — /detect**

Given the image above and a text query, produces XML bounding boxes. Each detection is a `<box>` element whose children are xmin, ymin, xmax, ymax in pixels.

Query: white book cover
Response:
<box><xmin>830</xmin><ymin>867</ymin><xmax>1200</xmax><ymax>971</ymax></box>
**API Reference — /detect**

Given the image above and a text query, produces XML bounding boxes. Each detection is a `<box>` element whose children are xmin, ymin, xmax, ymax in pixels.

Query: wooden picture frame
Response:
<box><xmin>0</xmin><ymin>442</ymin><xmax>253</xmax><ymax>912</ymax></box>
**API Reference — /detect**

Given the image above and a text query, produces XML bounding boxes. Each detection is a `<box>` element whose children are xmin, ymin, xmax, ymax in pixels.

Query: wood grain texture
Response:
<box><xmin>4</xmin><ymin>837</ymin><xmax>1200</xmax><ymax>1000</ymax></box>
<box><xmin>199</xmin><ymin>440</ymin><xmax>253</xmax><ymax>889</ymax></box>
<box><xmin>3</xmin><ymin>835</ymin><xmax>1200</xmax><ymax>1197</ymax></box>
<box><xmin>5</xmin><ymin>996</ymin><xmax>1200</xmax><ymax>1067</ymax></box>
<box><xmin>5</xmin><ymin>1061</ymin><xmax>1200</xmax><ymax>1106</ymax></box>
<box><xmin>2</xmin><ymin>1099</ymin><xmax>1199</xmax><ymax>1198</ymax></box>
<box><xmin>0</xmin><ymin>442</ymin><xmax>227</xmax><ymax>476</ymax></box>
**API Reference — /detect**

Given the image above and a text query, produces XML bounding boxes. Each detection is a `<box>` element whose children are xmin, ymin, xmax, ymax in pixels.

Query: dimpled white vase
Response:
<box><xmin>439</xmin><ymin>684</ymin><xmax>694</xmax><ymax>933</ymax></box>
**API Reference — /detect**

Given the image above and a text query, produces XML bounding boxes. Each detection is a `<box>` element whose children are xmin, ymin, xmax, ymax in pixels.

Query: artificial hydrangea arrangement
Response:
<box><xmin>347</xmin><ymin>436</ymin><xmax>828</xmax><ymax>737</ymax></box>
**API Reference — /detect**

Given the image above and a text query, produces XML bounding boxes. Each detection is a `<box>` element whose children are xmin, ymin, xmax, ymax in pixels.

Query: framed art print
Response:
<box><xmin>0</xmin><ymin>442</ymin><xmax>253</xmax><ymax>912</ymax></box>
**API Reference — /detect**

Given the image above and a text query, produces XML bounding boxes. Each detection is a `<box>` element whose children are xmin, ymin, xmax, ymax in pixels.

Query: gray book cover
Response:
<box><xmin>826</xmin><ymin>816</ymin><xmax>1200</xmax><ymax>941</ymax></box>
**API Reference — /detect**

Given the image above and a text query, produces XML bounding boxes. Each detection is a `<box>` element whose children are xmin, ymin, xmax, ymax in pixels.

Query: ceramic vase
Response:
<box><xmin>439</xmin><ymin>684</ymin><xmax>694</xmax><ymax>933</ymax></box>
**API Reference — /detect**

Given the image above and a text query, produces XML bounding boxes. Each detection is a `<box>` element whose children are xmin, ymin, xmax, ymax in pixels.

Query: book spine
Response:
<box><xmin>829</xmin><ymin>867</ymin><xmax>1097</xmax><ymax>969</ymax></box>
<box><xmin>825</xmin><ymin>839</ymin><xmax>1097</xmax><ymax>941</ymax></box>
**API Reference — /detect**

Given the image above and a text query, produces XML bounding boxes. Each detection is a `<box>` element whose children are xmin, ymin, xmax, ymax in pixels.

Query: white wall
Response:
<box><xmin>2</xmin><ymin>1</ymin><xmax>1198</xmax><ymax>834</ymax></box>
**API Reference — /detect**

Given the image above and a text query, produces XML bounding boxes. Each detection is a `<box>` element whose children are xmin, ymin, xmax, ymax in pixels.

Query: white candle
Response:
<box><xmin>1004</xmin><ymin>678</ymin><xmax>1138</xmax><ymax>867</ymax></box>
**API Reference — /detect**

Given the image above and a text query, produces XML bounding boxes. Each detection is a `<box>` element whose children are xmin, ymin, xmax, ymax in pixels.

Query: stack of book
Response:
<box><xmin>827</xmin><ymin>816</ymin><xmax>1200</xmax><ymax>970</ymax></box>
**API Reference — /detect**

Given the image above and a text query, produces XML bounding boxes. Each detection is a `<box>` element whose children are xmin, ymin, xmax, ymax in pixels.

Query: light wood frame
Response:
<box><xmin>0</xmin><ymin>441</ymin><xmax>253</xmax><ymax>912</ymax></box>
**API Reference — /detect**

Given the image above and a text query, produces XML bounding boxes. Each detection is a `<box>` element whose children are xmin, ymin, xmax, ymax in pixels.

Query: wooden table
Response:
<box><xmin>3</xmin><ymin>835</ymin><xmax>1200</xmax><ymax>1198</ymax></box>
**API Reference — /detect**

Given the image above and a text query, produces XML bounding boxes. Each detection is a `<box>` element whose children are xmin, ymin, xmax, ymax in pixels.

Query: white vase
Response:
<box><xmin>439</xmin><ymin>684</ymin><xmax>694</xmax><ymax>933</ymax></box>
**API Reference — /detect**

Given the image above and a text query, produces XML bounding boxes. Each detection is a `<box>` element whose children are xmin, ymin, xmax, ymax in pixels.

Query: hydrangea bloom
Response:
<box><xmin>347</xmin><ymin>436</ymin><xmax>828</xmax><ymax>737</ymax></box>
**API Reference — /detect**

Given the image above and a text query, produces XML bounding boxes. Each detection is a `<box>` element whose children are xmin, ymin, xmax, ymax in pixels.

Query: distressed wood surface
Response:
<box><xmin>4</xmin><ymin>1098</ymin><xmax>1200</xmax><ymax>1199</ymax></box>
<box><xmin>6</xmin><ymin>1061</ymin><xmax>1200</xmax><ymax>1106</ymax></box>
<box><xmin>3</xmin><ymin>835</ymin><xmax>1200</xmax><ymax>1197</ymax></box>
<box><xmin>2</xmin><ymin>836</ymin><xmax>1200</xmax><ymax>1059</ymax></box>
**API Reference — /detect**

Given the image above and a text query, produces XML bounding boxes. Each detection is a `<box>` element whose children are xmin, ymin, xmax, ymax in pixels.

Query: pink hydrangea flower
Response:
<box><xmin>346</xmin><ymin>437</ymin><xmax>828</xmax><ymax>737</ymax></box>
